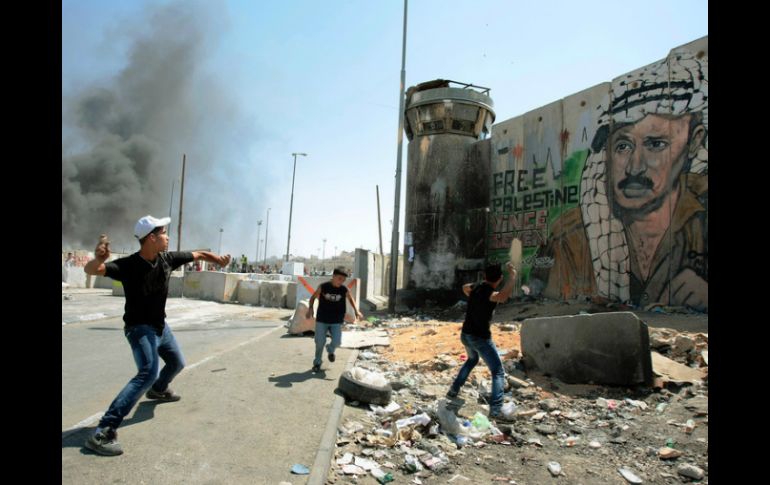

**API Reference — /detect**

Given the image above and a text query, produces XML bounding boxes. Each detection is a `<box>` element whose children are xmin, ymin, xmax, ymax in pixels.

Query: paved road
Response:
<box><xmin>62</xmin><ymin>290</ymin><xmax>351</xmax><ymax>484</ymax></box>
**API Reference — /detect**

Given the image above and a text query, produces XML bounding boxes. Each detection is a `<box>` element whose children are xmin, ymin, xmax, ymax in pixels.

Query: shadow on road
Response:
<box><xmin>268</xmin><ymin>369</ymin><xmax>333</xmax><ymax>388</ymax></box>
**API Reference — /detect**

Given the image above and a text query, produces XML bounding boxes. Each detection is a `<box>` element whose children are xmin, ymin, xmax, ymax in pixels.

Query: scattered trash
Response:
<box><xmin>371</xmin><ymin>468</ymin><xmax>394</xmax><ymax>483</ymax></box>
<box><xmin>396</xmin><ymin>412</ymin><xmax>431</xmax><ymax>429</ymax></box>
<box><xmin>290</xmin><ymin>464</ymin><xmax>310</xmax><ymax>475</ymax></box>
<box><xmin>342</xmin><ymin>464</ymin><xmax>366</xmax><ymax>475</ymax></box>
<box><xmin>618</xmin><ymin>467</ymin><xmax>643</xmax><ymax>484</ymax></box>
<box><xmin>337</xmin><ymin>452</ymin><xmax>353</xmax><ymax>465</ymax></box>
<box><xmin>547</xmin><ymin>462</ymin><xmax>561</xmax><ymax>476</ymax></box>
<box><xmin>658</xmin><ymin>447</ymin><xmax>683</xmax><ymax>460</ymax></box>
<box><xmin>448</xmin><ymin>474</ymin><xmax>471</xmax><ymax>482</ymax></box>
<box><xmin>328</xmin><ymin>313</ymin><xmax>708</xmax><ymax>483</ymax></box>
<box><xmin>677</xmin><ymin>464</ymin><xmax>705</xmax><ymax>480</ymax></box>
<box><xmin>370</xmin><ymin>401</ymin><xmax>401</xmax><ymax>415</ymax></box>
<box><xmin>471</xmin><ymin>412</ymin><xmax>491</xmax><ymax>431</ymax></box>
<box><xmin>500</xmin><ymin>402</ymin><xmax>517</xmax><ymax>418</ymax></box>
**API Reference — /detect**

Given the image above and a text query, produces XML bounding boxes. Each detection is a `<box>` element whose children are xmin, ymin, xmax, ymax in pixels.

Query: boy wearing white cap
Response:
<box><xmin>82</xmin><ymin>215</ymin><xmax>232</xmax><ymax>456</ymax></box>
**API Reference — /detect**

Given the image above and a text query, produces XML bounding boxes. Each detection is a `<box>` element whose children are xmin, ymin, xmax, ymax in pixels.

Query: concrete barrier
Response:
<box><xmin>287</xmin><ymin>282</ymin><xmax>297</xmax><ymax>308</ymax></box>
<box><xmin>266</xmin><ymin>274</ymin><xmax>293</xmax><ymax>282</ymax></box>
<box><xmin>183</xmin><ymin>271</ymin><xmax>247</xmax><ymax>302</ymax></box>
<box><xmin>260</xmin><ymin>281</ymin><xmax>289</xmax><ymax>308</ymax></box>
<box><xmin>169</xmin><ymin>274</ymin><xmax>183</xmax><ymax>297</ymax></box>
<box><xmin>521</xmin><ymin>312</ymin><xmax>653</xmax><ymax>386</ymax></box>
<box><xmin>236</xmin><ymin>280</ymin><xmax>262</xmax><ymax>304</ymax></box>
<box><xmin>288</xmin><ymin>299</ymin><xmax>317</xmax><ymax>334</ymax></box>
<box><xmin>93</xmin><ymin>275</ymin><xmax>114</xmax><ymax>289</ymax></box>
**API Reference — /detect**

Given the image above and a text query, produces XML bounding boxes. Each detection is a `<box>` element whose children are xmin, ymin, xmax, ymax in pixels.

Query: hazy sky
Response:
<box><xmin>62</xmin><ymin>0</ymin><xmax>708</xmax><ymax>260</ymax></box>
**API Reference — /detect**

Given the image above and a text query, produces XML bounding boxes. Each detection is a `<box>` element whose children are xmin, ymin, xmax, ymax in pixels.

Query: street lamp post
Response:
<box><xmin>264</xmin><ymin>208</ymin><xmax>271</xmax><ymax>265</ymax></box>
<box><xmin>322</xmin><ymin>238</ymin><xmax>327</xmax><ymax>272</ymax></box>
<box><xmin>218</xmin><ymin>228</ymin><xmax>224</xmax><ymax>255</ymax></box>
<box><xmin>256</xmin><ymin>220</ymin><xmax>263</xmax><ymax>264</ymax></box>
<box><xmin>286</xmin><ymin>152</ymin><xmax>307</xmax><ymax>261</ymax></box>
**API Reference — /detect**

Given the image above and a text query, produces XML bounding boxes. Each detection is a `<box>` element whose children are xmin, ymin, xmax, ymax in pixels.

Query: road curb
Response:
<box><xmin>307</xmin><ymin>348</ymin><xmax>359</xmax><ymax>485</ymax></box>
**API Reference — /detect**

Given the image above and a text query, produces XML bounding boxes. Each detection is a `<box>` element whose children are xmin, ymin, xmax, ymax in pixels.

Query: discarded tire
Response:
<box><xmin>338</xmin><ymin>369</ymin><xmax>392</xmax><ymax>406</ymax></box>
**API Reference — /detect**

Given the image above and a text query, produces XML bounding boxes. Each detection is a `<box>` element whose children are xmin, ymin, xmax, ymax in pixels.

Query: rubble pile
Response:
<box><xmin>328</xmin><ymin>315</ymin><xmax>709</xmax><ymax>484</ymax></box>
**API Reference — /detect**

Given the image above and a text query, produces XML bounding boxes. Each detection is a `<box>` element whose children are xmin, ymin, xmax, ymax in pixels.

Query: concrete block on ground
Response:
<box><xmin>521</xmin><ymin>312</ymin><xmax>653</xmax><ymax>386</ymax></box>
<box><xmin>286</xmin><ymin>282</ymin><xmax>297</xmax><ymax>309</ymax></box>
<box><xmin>183</xmin><ymin>271</ymin><xmax>204</xmax><ymax>299</ymax></box>
<box><xmin>288</xmin><ymin>299</ymin><xmax>317</xmax><ymax>334</ymax></box>
<box><xmin>266</xmin><ymin>274</ymin><xmax>293</xmax><ymax>282</ymax></box>
<box><xmin>183</xmin><ymin>271</ymin><xmax>246</xmax><ymax>302</ymax></box>
<box><xmin>93</xmin><ymin>275</ymin><xmax>114</xmax><ymax>289</ymax></box>
<box><xmin>281</xmin><ymin>261</ymin><xmax>304</xmax><ymax>276</ymax></box>
<box><xmin>364</xmin><ymin>295</ymin><xmax>388</xmax><ymax>311</ymax></box>
<box><xmin>237</xmin><ymin>280</ymin><xmax>262</xmax><ymax>304</ymax></box>
<box><xmin>169</xmin><ymin>274</ymin><xmax>183</xmax><ymax>297</ymax></box>
<box><xmin>260</xmin><ymin>281</ymin><xmax>289</xmax><ymax>308</ymax></box>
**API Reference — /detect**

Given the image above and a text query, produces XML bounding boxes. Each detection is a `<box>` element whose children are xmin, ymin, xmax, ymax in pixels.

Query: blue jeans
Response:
<box><xmin>449</xmin><ymin>332</ymin><xmax>505</xmax><ymax>414</ymax></box>
<box><xmin>99</xmin><ymin>324</ymin><xmax>185</xmax><ymax>429</ymax></box>
<box><xmin>313</xmin><ymin>322</ymin><xmax>342</xmax><ymax>366</ymax></box>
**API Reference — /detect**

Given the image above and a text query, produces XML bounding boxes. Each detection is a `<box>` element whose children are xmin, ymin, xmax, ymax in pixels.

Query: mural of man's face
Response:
<box><xmin>608</xmin><ymin>114</ymin><xmax>696</xmax><ymax>212</ymax></box>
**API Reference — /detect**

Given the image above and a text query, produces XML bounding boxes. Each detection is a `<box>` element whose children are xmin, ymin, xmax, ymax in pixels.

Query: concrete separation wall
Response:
<box><xmin>521</xmin><ymin>312</ymin><xmax>653</xmax><ymax>386</ymax></box>
<box><xmin>488</xmin><ymin>36</ymin><xmax>708</xmax><ymax>311</ymax></box>
<box><xmin>354</xmin><ymin>249</ymin><xmax>405</xmax><ymax>309</ymax></box>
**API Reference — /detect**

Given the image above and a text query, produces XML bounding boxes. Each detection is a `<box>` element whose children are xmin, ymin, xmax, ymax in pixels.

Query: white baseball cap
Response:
<box><xmin>134</xmin><ymin>215</ymin><xmax>171</xmax><ymax>240</ymax></box>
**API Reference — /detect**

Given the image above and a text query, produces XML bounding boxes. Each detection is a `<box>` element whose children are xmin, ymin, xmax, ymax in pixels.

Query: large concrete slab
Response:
<box><xmin>183</xmin><ymin>271</ymin><xmax>246</xmax><ymax>302</ymax></box>
<box><xmin>286</xmin><ymin>282</ymin><xmax>297</xmax><ymax>309</ymax></box>
<box><xmin>288</xmin><ymin>300</ymin><xmax>316</xmax><ymax>334</ymax></box>
<box><xmin>521</xmin><ymin>312</ymin><xmax>653</xmax><ymax>386</ymax></box>
<box><xmin>236</xmin><ymin>279</ymin><xmax>262</xmax><ymax>304</ymax></box>
<box><xmin>260</xmin><ymin>281</ymin><xmax>289</xmax><ymax>308</ymax></box>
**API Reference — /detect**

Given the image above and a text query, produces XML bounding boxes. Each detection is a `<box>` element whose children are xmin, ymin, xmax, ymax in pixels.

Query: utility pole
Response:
<box><xmin>377</xmin><ymin>184</ymin><xmax>386</xmax><ymax>296</ymax></box>
<box><xmin>256</xmin><ymin>220</ymin><xmax>263</xmax><ymax>264</ymax></box>
<box><xmin>286</xmin><ymin>152</ymin><xmax>307</xmax><ymax>261</ymax></box>
<box><xmin>177</xmin><ymin>154</ymin><xmax>186</xmax><ymax>251</ymax></box>
<box><xmin>322</xmin><ymin>238</ymin><xmax>327</xmax><ymax>271</ymax></box>
<box><xmin>388</xmin><ymin>0</ymin><xmax>408</xmax><ymax>312</ymax></box>
<box><xmin>264</xmin><ymin>208</ymin><xmax>271</xmax><ymax>265</ymax></box>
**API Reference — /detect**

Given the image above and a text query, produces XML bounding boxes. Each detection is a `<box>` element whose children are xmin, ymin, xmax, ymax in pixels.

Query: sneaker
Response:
<box><xmin>446</xmin><ymin>389</ymin><xmax>458</xmax><ymax>399</ymax></box>
<box><xmin>312</xmin><ymin>364</ymin><xmax>321</xmax><ymax>372</ymax></box>
<box><xmin>489</xmin><ymin>412</ymin><xmax>516</xmax><ymax>424</ymax></box>
<box><xmin>145</xmin><ymin>387</ymin><xmax>181</xmax><ymax>402</ymax></box>
<box><xmin>328</xmin><ymin>353</ymin><xmax>336</xmax><ymax>362</ymax></box>
<box><xmin>84</xmin><ymin>427</ymin><xmax>123</xmax><ymax>456</ymax></box>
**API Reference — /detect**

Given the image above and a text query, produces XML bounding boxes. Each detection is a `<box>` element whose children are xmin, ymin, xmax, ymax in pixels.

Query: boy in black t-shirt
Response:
<box><xmin>446</xmin><ymin>262</ymin><xmax>516</xmax><ymax>422</ymax></box>
<box><xmin>306</xmin><ymin>267</ymin><xmax>364</xmax><ymax>372</ymax></box>
<box><xmin>82</xmin><ymin>215</ymin><xmax>232</xmax><ymax>456</ymax></box>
